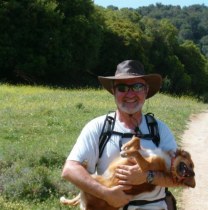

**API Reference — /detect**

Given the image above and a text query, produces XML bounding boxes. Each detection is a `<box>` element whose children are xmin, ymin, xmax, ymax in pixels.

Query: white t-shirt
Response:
<box><xmin>67</xmin><ymin>113</ymin><xmax>177</xmax><ymax>210</ymax></box>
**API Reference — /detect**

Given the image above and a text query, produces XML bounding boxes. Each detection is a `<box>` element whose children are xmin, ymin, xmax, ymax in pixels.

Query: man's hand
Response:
<box><xmin>115</xmin><ymin>159</ymin><xmax>147</xmax><ymax>185</ymax></box>
<box><xmin>104</xmin><ymin>185</ymin><xmax>133</xmax><ymax>207</ymax></box>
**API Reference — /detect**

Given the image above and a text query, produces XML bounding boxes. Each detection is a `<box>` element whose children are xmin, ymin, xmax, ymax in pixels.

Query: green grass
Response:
<box><xmin>0</xmin><ymin>84</ymin><xmax>207</xmax><ymax>210</ymax></box>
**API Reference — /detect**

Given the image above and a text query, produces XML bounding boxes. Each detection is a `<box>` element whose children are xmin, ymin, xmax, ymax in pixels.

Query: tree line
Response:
<box><xmin>0</xmin><ymin>0</ymin><xmax>208</xmax><ymax>98</ymax></box>
<box><xmin>137</xmin><ymin>3</ymin><xmax>208</xmax><ymax>57</ymax></box>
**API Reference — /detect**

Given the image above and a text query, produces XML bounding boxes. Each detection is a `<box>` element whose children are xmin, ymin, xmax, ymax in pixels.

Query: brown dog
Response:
<box><xmin>60</xmin><ymin>136</ymin><xmax>195</xmax><ymax>210</ymax></box>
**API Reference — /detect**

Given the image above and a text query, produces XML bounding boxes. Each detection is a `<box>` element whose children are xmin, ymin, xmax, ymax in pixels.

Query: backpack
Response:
<box><xmin>98</xmin><ymin>111</ymin><xmax>160</xmax><ymax>158</ymax></box>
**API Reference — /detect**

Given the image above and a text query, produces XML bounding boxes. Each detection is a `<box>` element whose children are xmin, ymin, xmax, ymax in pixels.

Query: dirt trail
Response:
<box><xmin>181</xmin><ymin>110</ymin><xmax>208</xmax><ymax>210</ymax></box>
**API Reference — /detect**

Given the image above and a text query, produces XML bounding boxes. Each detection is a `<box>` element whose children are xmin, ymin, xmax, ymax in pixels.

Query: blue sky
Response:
<box><xmin>93</xmin><ymin>0</ymin><xmax>208</xmax><ymax>8</ymax></box>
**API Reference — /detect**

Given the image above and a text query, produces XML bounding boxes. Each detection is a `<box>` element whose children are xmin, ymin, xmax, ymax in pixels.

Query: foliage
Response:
<box><xmin>0</xmin><ymin>2</ymin><xmax>208</xmax><ymax>97</ymax></box>
<box><xmin>0</xmin><ymin>0</ymin><xmax>61</xmax><ymax>82</ymax></box>
<box><xmin>0</xmin><ymin>0</ymin><xmax>103</xmax><ymax>85</ymax></box>
<box><xmin>137</xmin><ymin>4</ymin><xmax>208</xmax><ymax>56</ymax></box>
<box><xmin>93</xmin><ymin>8</ymin><xmax>147</xmax><ymax>76</ymax></box>
<box><xmin>177</xmin><ymin>41</ymin><xmax>208</xmax><ymax>95</ymax></box>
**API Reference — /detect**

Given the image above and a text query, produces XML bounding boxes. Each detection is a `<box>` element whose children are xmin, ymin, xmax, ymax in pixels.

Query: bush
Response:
<box><xmin>2</xmin><ymin>165</ymin><xmax>56</xmax><ymax>201</ymax></box>
<box><xmin>38</xmin><ymin>151</ymin><xmax>65</xmax><ymax>168</ymax></box>
<box><xmin>0</xmin><ymin>154</ymin><xmax>73</xmax><ymax>202</ymax></box>
<box><xmin>199</xmin><ymin>92</ymin><xmax>208</xmax><ymax>103</ymax></box>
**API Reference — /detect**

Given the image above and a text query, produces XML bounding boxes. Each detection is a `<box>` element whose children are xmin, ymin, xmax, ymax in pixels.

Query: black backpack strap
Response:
<box><xmin>165</xmin><ymin>188</ymin><xmax>177</xmax><ymax>210</ymax></box>
<box><xmin>98</xmin><ymin>112</ymin><xmax>160</xmax><ymax>158</ymax></box>
<box><xmin>99</xmin><ymin>111</ymin><xmax>116</xmax><ymax>158</ymax></box>
<box><xmin>98</xmin><ymin>112</ymin><xmax>134</xmax><ymax>158</ymax></box>
<box><xmin>145</xmin><ymin>113</ymin><xmax>160</xmax><ymax>147</ymax></box>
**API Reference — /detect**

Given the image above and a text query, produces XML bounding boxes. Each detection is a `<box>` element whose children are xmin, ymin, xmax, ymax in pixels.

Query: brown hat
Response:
<box><xmin>98</xmin><ymin>60</ymin><xmax>162</xmax><ymax>99</ymax></box>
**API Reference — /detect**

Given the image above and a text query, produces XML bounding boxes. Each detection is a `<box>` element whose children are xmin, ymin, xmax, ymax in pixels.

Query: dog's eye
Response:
<box><xmin>179</xmin><ymin>162</ymin><xmax>186</xmax><ymax>170</ymax></box>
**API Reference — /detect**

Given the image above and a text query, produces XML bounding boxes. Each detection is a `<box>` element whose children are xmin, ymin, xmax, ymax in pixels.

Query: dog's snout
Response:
<box><xmin>189</xmin><ymin>170</ymin><xmax>195</xmax><ymax>177</ymax></box>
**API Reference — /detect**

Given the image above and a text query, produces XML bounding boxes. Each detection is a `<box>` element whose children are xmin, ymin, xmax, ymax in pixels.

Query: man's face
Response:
<box><xmin>113</xmin><ymin>78</ymin><xmax>148</xmax><ymax>115</ymax></box>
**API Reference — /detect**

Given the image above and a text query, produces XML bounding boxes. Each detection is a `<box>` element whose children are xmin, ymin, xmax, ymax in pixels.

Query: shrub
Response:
<box><xmin>38</xmin><ymin>151</ymin><xmax>65</xmax><ymax>168</ymax></box>
<box><xmin>2</xmin><ymin>165</ymin><xmax>56</xmax><ymax>201</ymax></box>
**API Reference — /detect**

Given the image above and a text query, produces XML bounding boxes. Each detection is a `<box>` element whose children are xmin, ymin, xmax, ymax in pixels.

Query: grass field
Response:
<box><xmin>0</xmin><ymin>84</ymin><xmax>207</xmax><ymax>210</ymax></box>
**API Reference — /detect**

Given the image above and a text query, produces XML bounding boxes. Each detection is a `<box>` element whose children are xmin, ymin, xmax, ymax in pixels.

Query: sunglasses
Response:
<box><xmin>114</xmin><ymin>83</ymin><xmax>146</xmax><ymax>93</ymax></box>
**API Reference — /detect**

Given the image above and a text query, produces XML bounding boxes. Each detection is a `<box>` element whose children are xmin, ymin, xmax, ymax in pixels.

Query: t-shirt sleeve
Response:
<box><xmin>157</xmin><ymin>119</ymin><xmax>178</xmax><ymax>152</ymax></box>
<box><xmin>67</xmin><ymin>116</ymin><xmax>104</xmax><ymax>174</ymax></box>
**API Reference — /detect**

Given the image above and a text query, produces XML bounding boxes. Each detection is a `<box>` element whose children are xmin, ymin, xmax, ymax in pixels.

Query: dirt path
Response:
<box><xmin>181</xmin><ymin>110</ymin><xmax>208</xmax><ymax>210</ymax></box>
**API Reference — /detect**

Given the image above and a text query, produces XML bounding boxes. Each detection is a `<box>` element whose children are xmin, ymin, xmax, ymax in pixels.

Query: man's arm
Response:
<box><xmin>61</xmin><ymin>160</ymin><xmax>133</xmax><ymax>208</ymax></box>
<box><xmin>115</xmin><ymin>164</ymin><xmax>183</xmax><ymax>187</ymax></box>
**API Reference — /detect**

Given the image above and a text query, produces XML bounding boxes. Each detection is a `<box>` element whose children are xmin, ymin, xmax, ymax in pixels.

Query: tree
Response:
<box><xmin>136</xmin><ymin>4</ymin><xmax>208</xmax><ymax>57</ymax></box>
<box><xmin>0</xmin><ymin>0</ymin><xmax>62</xmax><ymax>83</ymax></box>
<box><xmin>178</xmin><ymin>41</ymin><xmax>208</xmax><ymax>95</ymax></box>
<box><xmin>0</xmin><ymin>0</ymin><xmax>103</xmax><ymax>85</ymax></box>
<box><xmin>200</xmin><ymin>35</ymin><xmax>208</xmax><ymax>57</ymax></box>
<box><xmin>93</xmin><ymin>8</ymin><xmax>148</xmax><ymax>76</ymax></box>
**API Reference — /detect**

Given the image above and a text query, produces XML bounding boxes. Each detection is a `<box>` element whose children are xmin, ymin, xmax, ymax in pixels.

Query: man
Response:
<box><xmin>62</xmin><ymin>60</ymin><xmax>178</xmax><ymax>209</ymax></box>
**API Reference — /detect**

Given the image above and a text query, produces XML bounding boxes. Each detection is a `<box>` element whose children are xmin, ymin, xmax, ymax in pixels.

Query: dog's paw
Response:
<box><xmin>121</xmin><ymin>145</ymin><xmax>128</xmax><ymax>151</ymax></box>
<box><xmin>120</xmin><ymin>151</ymin><xmax>128</xmax><ymax>158</ymax></box>
<box><xmin>60</xmin><ymin>196</ymin><xmax>67</xmax><ymax>204</ymax></box>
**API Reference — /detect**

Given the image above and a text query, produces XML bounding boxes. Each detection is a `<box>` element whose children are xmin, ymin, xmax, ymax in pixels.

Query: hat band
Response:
<box><xmin>115</xmin><ymin>72</ymin><xmax>143</xmax><ymax>77</ymax></box>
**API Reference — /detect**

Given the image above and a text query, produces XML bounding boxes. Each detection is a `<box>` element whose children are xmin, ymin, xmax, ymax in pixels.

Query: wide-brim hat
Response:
<box><xmin>98</xmin><ymin>60</ymin><xmax>162</xmax><ymax>99</ymax></box>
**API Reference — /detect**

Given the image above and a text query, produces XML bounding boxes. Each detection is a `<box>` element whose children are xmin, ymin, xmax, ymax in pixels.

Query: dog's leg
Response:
<box><xmin>60</xmin><ymin>193</ymin><xmax>80</xmax><ymax>206</ymax></box>
<box><xmin>121</xmin><ymin>136</ymin><xmax>150</xmax><ymax>171</ymax></box>
<box><xmin>121</xmin><ymin>135</ymin><xmax>141</xmax><ymax>151</ymax></box>
<box><xmin>121</xmin><ymin>148</ymin><xmax>150</xmax><ymax>171</ymax></box>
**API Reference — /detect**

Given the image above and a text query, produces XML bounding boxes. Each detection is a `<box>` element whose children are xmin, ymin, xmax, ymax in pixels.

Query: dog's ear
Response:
<box><xmin>181</xmin><ymin>150</ymin><xmax>191</xmax><ymax>159</ymax></box>
<box><xmin>181</xmin><ymin>150</ymin><xmax>195</xmax><ymax>168</ymax></box>
<box><xmin>176</xmin><ymin>149</ymin><xmax>188</xmax><ymax>157</ymax></box>
<box><xmin>176</xmin><ymin>150</ymin><xmax>194</xmax><ymax>165</ymax></box>
<box><xmin>175</xmin><ymin>149</ymin><xmax>181</xmax><ymax>156</ymax></box>
<box><xmin>183</xmin><ymin>177</ymin><xmax>196</xmax><ymax>188</ymax></box>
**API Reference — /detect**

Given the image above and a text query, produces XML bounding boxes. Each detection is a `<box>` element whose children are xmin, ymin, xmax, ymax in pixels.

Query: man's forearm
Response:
<box><xmin>61</xmin><ymin>160</ymin><xmax>108</xmax><ymax>200</ymax></box>
<box><xmin>61</xmin><ymin>160</ymin><xmax>133</xmax><ymax>207</ymax></box>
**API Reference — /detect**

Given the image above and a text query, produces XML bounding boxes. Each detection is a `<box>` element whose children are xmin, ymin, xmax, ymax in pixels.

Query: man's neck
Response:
<box><xmin>116</xmin><ymin>110</ymin><xmax>142</xmax><ymax>130</ymax></box>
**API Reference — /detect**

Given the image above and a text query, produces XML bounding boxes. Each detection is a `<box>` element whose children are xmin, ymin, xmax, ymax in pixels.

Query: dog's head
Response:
<box><xmin>172</xmin><ymin>149</ymin><xmax>195</xmax><ymax>188</ymax></box>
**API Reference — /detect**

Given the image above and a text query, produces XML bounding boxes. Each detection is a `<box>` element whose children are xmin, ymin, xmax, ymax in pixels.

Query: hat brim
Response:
<box><xmin>98</xmin><ymin>74</ymin><xmax>162</xmax><ymax>99</ymax></box>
